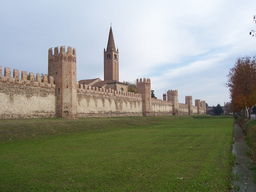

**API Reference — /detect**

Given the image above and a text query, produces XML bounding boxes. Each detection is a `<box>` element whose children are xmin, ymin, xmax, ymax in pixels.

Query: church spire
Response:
<box><xmin>104</xmin><ymin>26</ymin><xmax>119</xmax><ymax>82</ymax></box>
<box><xmin>106</xmin><ymin>26</ymin><xmax>116</xmax><ymax>52</ymax></box>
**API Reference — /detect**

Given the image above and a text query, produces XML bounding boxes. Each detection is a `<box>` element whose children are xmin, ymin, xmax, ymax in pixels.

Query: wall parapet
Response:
<box><xmin>77</xmin><ymin>84</ymin><xmax>142</xmax><ymax>101</ymax></box>
<box><xmin>48</xmin><ymin>46</ymin><xmax>76</xmax><ymax>56</ymax></box>
<box><xmin>151</xmin><ymin>98</ymin><xmax>172</xmax><ymax>105</ymax></box>
<box><xmin>0</xmin><ymin>66</ymin><xmax>55</xmax><ymax>89</ymax></box>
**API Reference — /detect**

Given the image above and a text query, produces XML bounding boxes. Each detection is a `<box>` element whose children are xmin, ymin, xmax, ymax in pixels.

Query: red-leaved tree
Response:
<box><xmin>227</xmin><ymin>56</ymin><xmax>256</xmax><ymax>119</ymax></box>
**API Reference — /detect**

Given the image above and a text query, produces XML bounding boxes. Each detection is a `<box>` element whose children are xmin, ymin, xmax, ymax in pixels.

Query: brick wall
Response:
<box><xmin>77</xmin><ymin>85</ymin><xmax>143</xmax><ymax>117</ymax></box>
<box><xmin>0</xmin><ymin>67</ymin><xmax>55</xmax><ymax>119</ymax></box>
<box><xmin>151</xmin><ymin>98</ymin><xmax>172</xmax><ymax>116</ymax></box>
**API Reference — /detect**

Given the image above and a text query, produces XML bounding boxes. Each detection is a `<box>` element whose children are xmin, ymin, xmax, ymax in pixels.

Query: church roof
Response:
<box><xmin>78</xmin><ymin>78</ymin><xmax>101</xmax><ymax>86</ymax></box>
<box><xmin>92</xmin><ymin>80</ymin><xmax>115</xmax><ymax>88</ymax></box>
<box><xmin>106</xmin><ymin>26</ymin><xmax>116</xmax><ymax>52</ymax></box>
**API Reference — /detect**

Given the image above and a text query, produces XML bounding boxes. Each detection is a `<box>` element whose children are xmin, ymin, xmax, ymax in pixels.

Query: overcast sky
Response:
<box><xmin>1</xmin><ymin>0</ymin><xmax>256</xmax><ymax>106</ymax></box>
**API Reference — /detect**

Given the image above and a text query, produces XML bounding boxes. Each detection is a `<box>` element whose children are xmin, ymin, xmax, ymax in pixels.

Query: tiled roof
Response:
<box><xmin>78</xmin><ymin>78</ymin><xmax>101</xmax><ymax>86</ymax></box>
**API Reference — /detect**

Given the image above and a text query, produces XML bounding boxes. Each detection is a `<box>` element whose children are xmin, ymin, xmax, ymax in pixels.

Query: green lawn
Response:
<box><xmin>0</xmin><ymin>115</ymin><xmax>234</xmax><ymax>191</ymax></box>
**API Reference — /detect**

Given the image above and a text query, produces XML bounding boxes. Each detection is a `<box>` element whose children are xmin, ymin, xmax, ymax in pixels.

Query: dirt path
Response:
<box><xmin>231</xmin><ymin>123</ymin><xmax>256</xmax><ymax>191</ymax></box>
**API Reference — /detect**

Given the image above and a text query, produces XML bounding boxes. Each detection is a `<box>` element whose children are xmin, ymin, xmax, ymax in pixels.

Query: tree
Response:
<box><xmin>151</xmin><ymin>90</ymin><xmax>157</xmax><ymax>99</ymax></box>
<box><xmin>213</xmin><ymin>104</ymin><xmax>223</xmax><ymax>115</ymax></box>
<box><xmin>128</xmin><ymin>83</ymin><xmax>136</xmax><ymax>93</ymax></box>
<box><xmin>227</xmin><ymin>56</ymin><xmax>256</xmax><ymax>119</ymax></box>
<box><xmin>124</xmin><ymin>81</ymin><xmax>137</xmax><ymax>93</ymax></box>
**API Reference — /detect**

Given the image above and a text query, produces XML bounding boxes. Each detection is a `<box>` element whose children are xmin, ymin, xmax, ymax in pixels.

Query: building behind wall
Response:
<box><xmin>79</xmin><ymin>26</ymin><xmax>128</xmax><ymax>93</ymax></box>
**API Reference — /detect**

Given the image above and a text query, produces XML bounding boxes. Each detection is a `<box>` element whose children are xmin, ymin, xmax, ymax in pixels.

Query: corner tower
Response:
<box><xmin>104</xmin><ymin>26</ymin><xmax>119</xmax><ymax>81</ymax></box>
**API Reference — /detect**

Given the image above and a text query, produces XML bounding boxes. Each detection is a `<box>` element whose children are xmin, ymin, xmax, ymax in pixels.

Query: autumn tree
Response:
<box><xmin>126</xmin><ymin>82</ymin><xmax>137</xmax><ymax>93</ymax></box>
<box><xmin>227</xmin><ymin>56</ymin><xmax>256</xmax><ymax>119</ymax></box>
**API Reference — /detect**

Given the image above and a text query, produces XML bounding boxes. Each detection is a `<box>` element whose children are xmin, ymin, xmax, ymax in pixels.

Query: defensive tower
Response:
<box><xmin>195</xmin><ymin>99</ymin><xmax>201</xmax><ymax>115</ymax></box>
<box><xmin>200</xmin><ymin>101</ymin><xmax>206</xmax><ymax>114</ymax></box>
<box><xmin>48</xmin><ymin>46</ymin><xmax>77</xmax><ymax>119</ymax></box>
<box><xmin>137</xmin><ymin>78</ymin><xmax>151</xmax><ymax>116</ymax></box>
<box><xmin>167</xmin><ymin>90</ymin><xmax>179</xmax><ymax>115</ymax></box>
<box><xmin>185</xmin><ymin>96</ymin><xmax>193</xmax><ymax>115</ymax></box>
<box><xmin>104</xmin><ymin>26</ymin><xmax>119</xmax><ymax>81</ymax></box>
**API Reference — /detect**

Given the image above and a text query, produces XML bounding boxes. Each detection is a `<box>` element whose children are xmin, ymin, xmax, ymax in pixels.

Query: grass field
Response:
<box><xmin>0</xmin><ymin>115</ymin><xmax>234</xmax><ymax>191</ymax></box>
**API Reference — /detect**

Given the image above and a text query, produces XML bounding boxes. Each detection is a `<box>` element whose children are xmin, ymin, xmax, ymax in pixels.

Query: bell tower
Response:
<box><xmin>104</xmin><ymin>26</ymin><xmax>119</xmax><ymax>81</ymax></box>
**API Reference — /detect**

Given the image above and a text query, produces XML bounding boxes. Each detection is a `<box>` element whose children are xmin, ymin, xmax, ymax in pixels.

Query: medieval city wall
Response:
<box><xmin>178</xmin><ymin>103</ymin><xmax>189</xmax><ymax>115</ymax></box>
<box><xmin>77</xmin><ymin>85</ymin><xmax>143</xmax><ymax>117</ymax></box>
<box><xmin>191</xmin><ymin>106</ymin><xmax>198</xmax><ymax>114</ymax></box>
<box><xmin>198</xmin><ymin>107</ymin><xmax>205</xmax><ymax>114</ymax></box>
<box><xmin>0</xmin><ymin>66</ymin><xmax>56</xmax><ymax>119</ymax></box>
<box><xmin>151</xmin><ymin>98</ymin><xmax>173</xmax><ymax>115</ymax></box>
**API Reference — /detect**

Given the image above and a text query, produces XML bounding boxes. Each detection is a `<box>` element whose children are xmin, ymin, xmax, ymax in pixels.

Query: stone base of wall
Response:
<box><xmin>145</xmin><ymin>112</ymin><xmax>172</xmax><ymax>116</ymax></box>
<box><xmin>0</xmin><ymin>113</ymin><xmax>56</xmax><ymax>119</ymax></box>
<box><xmin>178</xmin><ymin>112</ymin><xmax>189</xmax><ymax>116</ymax></box>
<box><xmin>78</xmin><ymin>112</ymin><xmax>143</xmax><ymax>118</ymax></box>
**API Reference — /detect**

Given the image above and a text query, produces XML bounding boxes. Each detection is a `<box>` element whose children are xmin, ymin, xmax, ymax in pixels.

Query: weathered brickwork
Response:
<box><xmin>191</xmin><ymin>106</ymin><xmax>198</xmax><ymax>114</ymax></box>
<box><xmin>0</xmin><ymin>68</ymin><xmax>55</xmax><ymax>119</ymax></box>
<box><xmin>77</xmin><ymin>85</ymin><xmax>142</xmax><ymax>117</ymax></box>
<box><xmin>195</xmin><ymin>100</ymin><xmax>206</xmax><ymax>114</ymax></box>
<box><xmin>48</xmin><ymin>46</ymin><xmax>77</xmax><ymax>119</ymax></box>
<box><xmin>167</xmin><ymin>90</ymin><xmax>179</xmax><ymax>115</ymax></box>
<box><xmin>178</xmin><ymin>103</ymin><xmax>189</xmax><ymax>115</ymax></box>
<box><xmin>137</xmin><ymin>78</ymin><xmax>151</xmax><ymax>116</ymax></box>
<box><xmin>0</xmin><ymin>64</ymin><xmax>206</xmax><ymax>119</ymax></box>
<box><xmin>151</xmin><ymin>98</ymin><xmax>172</xmax><ymax>116</ymax></box>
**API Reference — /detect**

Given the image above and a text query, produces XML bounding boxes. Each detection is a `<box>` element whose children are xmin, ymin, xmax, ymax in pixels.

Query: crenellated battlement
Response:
<box><xmin>77</xmin><ymin>84</ymin><xmax>142</xmax><ymax>101</ymax></box>
<box><xmin>185</xmin><ymin>96</ymin><xmax>193</xmax><ymax>105</ymax></box>
<box><xmin>200</xmin><ymin>101</ymin><xmax>206</xmax><ymax>108</ymax></box>
<box><xmin>0</xmin><ymin>66</ymin><xmax>55</xmax><ymax>89</ymax></box>
<box><xmin>48</xmin><ymin>46</ymin><xmax>76</xmax><ymax>56</ymax></box>
<box><xmin>0</xmin><ymin>42</ymin><xmax>207</xmax><ymax>119</ymax></box>
<box><xmin>136</xmin><ymin>78</ymin><xmax>151</xmax><ymax>84</ymax></box>
<box><xmin>167</xmin><ymin>89</ymin><xmax>178</xmax><ymax>96</ymax></box>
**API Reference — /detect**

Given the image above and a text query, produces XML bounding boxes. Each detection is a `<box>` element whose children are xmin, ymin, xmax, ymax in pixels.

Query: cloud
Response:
<box><xmin>1</xmin><ymin>0</ymin><xmax>256</xmax><ymax>107</ymax></box>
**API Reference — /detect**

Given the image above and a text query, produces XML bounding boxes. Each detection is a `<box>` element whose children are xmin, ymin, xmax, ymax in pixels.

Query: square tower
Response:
<box><xmin>48</xmin><ymin>46</ymin><xmax>77</xmax><ymax>119</ymax></box>
<box><xmin>137</xmin><ymin>78</ymin><xmax>151</xmax><ymax>116</ymax></box>
<box><xmin>167</xmin><ymin>90</ymin><xmax>179</xmax><ymax>115</ymax></box>
<box><xmin>185</xmin><ymin>96</ymin><xmax>193</xmax><ymax>115</ymax></box>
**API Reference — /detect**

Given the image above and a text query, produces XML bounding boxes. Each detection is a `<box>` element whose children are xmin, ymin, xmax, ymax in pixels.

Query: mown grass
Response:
<box><xmin>0</xmin><ymin>115</ymin><xmax>234</xmax><ymax>191</ymax></box>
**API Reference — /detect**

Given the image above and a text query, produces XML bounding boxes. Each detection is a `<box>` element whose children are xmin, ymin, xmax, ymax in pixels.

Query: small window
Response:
<box><xmin>107</xmin><ymin>54</ymin><xmax>110</xmax><ymax>59</ymax></box>
<box><xmin>58</xmin><ymin>88</ymin><xmax>60</xmax><ymax>95</ymax></box>
<box><xmin>114</xmin><ymin>54</ymin><xmax>117</xmax><ymax>59</ymax></box>
<box><xmin>121</xmin><ymin>88</ymin><xmax>124</xmax><ymax>92</ymax></box>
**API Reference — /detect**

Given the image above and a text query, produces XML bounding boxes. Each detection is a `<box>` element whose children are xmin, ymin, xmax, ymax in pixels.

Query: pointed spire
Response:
<box><xmin>107</xmin><ymin>26</ymin><xmax>116</xmax><ymax>52</ymax></box>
